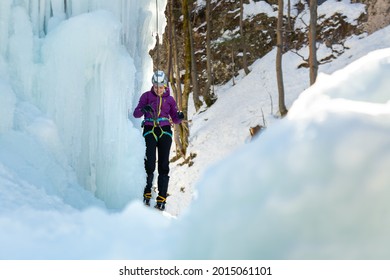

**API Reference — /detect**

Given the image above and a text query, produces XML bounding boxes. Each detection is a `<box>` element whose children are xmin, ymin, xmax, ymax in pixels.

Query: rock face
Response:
<box><xmin>363</xmin><ymin>0</ymin><xmax>390</xmax><ymax>34</ymax></box>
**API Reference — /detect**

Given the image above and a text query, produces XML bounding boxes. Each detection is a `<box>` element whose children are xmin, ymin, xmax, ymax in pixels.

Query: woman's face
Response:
<box><xmin>153</xmin><ymin>85</ymin><xmax>165</xmax><ymax>96</ymax></box>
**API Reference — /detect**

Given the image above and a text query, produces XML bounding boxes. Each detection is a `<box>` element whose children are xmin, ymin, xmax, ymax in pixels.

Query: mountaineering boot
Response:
<box><xmin>155</xmin><ymin>195</ymin><xmax>166</xmax><ymax>211</ymax></box>
<box><xmin>143</xmin><ymin>174</ymin><xmax>154</xmax><ymax>206</ymax></box>
<box><xmin>143</xmin><ymin>192</ymin><xmax>151</xmax><ymax>206</ymax></box>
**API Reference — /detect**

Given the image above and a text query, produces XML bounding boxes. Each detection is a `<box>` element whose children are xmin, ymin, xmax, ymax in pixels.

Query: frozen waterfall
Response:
<box><xmin>0</xmin><ymin>0</ymin><xmax>167</xmax><ymax>209</ymax></box>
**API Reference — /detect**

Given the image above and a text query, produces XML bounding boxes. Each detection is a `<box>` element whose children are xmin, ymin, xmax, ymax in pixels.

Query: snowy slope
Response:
<box><xmin>168</xmin><ymin>24</ymin><xmax>390</xmax><ymax>217</ymax></box>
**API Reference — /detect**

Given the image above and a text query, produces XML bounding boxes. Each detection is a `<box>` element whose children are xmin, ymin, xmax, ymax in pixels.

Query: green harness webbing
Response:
<box><xmin>143</xmin><ymin>117</ymin><xmax>172</xmax><ymax>141</ymax></box>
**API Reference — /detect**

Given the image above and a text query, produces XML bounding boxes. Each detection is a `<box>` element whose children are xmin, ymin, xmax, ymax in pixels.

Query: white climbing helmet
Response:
<box><xmin>152</xmin><ymin>70</ymin><xmax>168</xmax><ymax>86</ymax></box>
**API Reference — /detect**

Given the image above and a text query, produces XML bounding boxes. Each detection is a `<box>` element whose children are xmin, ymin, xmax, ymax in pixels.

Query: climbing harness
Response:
<box><xmin>143</xmin><ymin>125</ymin><xmax>172</xmax><ymax>141</ymax></box>
<box><xmin>143</xmin><ymin>117</ymin><xmax>172</xmax><ymax>141</ymax></box>
<box><xmin>142</xmin><ymin>97</ymin><xmax>172</xmax><ymax>141</ymax></box>
<box><xmin>144</xmin><ymin>117</ymin><xmax>170</xmax><ymax>126</ymax></box>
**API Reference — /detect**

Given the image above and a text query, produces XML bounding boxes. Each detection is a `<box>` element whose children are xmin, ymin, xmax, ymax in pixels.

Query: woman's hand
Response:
<box><xmin>141</xmin><ymin>105</ymin><xmax>153</xmax><ymax>114</ymax></box>
<box><xmin>177</xmin><ymin>111</ymin><xmax>185</xmax><ymax>120</ymax></box>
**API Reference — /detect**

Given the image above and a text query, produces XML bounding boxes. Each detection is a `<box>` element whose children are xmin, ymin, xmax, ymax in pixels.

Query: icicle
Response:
<box><xmin>8</xmin><ymin>6</ymin><xmax>34</xmax><ymax>99</ymax></box>
<box><xmin>46</xmin><ymin>0</ymin><xmax>66</xmax><ymax>32</ymax></box>
<box><xmin>0</xmin><ymin>0</ymin><xmax>12</xmax><ymax>57</ymax></box>
<box><xmin>69</xmin><ymin>0</ymin><xmax>89</xmax><ymax>16</ymax></box>
<box><xmin>50</xmin><ymin>0</ymin><xmax>64</xmax><ymax>15</ymax></box>
<box><xmin>28</xmin><ymin>0</ymin><xmax>40</xmax><ymax>36</ymax></box>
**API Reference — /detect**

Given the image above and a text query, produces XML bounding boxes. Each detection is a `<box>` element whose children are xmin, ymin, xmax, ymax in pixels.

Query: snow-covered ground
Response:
<box><xmin>1</xmin><ymin>0</ymin><xmax>390</xmax><ymax>259</ymax></box>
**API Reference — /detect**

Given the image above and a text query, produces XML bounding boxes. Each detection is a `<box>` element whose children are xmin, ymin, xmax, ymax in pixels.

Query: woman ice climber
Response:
<box><xmin>133</xmin><ymin>70</ymin><xmax>184</xmax><ymax>210</ymax></box>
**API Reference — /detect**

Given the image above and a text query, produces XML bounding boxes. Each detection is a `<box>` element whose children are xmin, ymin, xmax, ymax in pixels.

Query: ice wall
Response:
<box><xmin>0</xmin><ymin>81</ymin><xmax>16</xmax><ymax>133</ymax></box>
<box><xmin>0</xmin><ymin>0</ymin><xmax>165</xmax><ymax>209</ymax></box>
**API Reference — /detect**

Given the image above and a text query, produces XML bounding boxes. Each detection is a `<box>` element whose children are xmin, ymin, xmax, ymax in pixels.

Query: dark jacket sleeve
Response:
<box><xmin>133</xmin><ymin>92</ymin><xmax>148</xmax><ymax>118</ymax></box>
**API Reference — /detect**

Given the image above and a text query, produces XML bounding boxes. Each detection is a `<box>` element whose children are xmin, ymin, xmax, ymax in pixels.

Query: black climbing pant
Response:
<box><xmin>143</xmin><ymin>125</ymin><xmax>172</xmax><ymax>199</ymax></box>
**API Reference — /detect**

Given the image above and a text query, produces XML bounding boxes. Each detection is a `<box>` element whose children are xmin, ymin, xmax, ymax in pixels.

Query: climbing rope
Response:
<box><xmin>147</xmin><ymin>0</ymin><xmax>176</xmax><ymax>142</ymax></box>
<box><xmin>155</xmin><ymin>0</ymin><xmax>160</xmax><ymax>72</ymax></box>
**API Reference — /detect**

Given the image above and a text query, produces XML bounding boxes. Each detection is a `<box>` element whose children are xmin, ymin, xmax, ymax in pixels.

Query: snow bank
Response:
<box><xmin>173</xmin><ymin>48</ymin><xmax>390</xmax><ymax>259</ymax></box>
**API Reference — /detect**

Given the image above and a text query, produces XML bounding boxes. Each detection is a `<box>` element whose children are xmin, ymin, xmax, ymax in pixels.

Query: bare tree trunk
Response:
<box><xmin>188</xmin><ymin>3</ymin><xmax>203</xmax><ymax>111</ymax></box>
<box><xmin>168</xmin><ymin>0</ymin><xmax>184</xmax><ymax>158</ymax></box>
<box><xmin>203</xmin><ymin>0</ymin><xmax>216</xmax><ymax>107</ymax></box>
<box><xmin>276</xmin><ymin>0</ymin><xmax>288</xmax><ymax>117</ymax></box>
<box><xmin>240</xmin><ymin>0</ymin><xmax>250</xmax><ymax>75</ymax></box>
<box><xmin>166</xmin><ymin>0</ymin><xmax>173</xmax><ymax>80</ymax></box>
<box><xmin>231</xmin><ymin>46</ymin><xmax>236</xmax><ymax>86</ymax></box>
<box><xmin>309</xmin><ymin>0</ymin><xmax>318</xmax><ymax>85</ymax></box>
<box><xmin>180</xmin><ymin>0</ymin><xmax>191</xmax><ymax>156</ymax></box>
<box><xmin>171</xmin><ymin>0</ymin><xmax>182</xmax><ymax>105</ymax></box>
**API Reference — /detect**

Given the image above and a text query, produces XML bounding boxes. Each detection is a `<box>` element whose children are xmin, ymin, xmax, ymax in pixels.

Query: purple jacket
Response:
<box><xmin>133</xmin><ymin>87</ymin><xmax>181</xmax><ymax>127</ymax></box>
